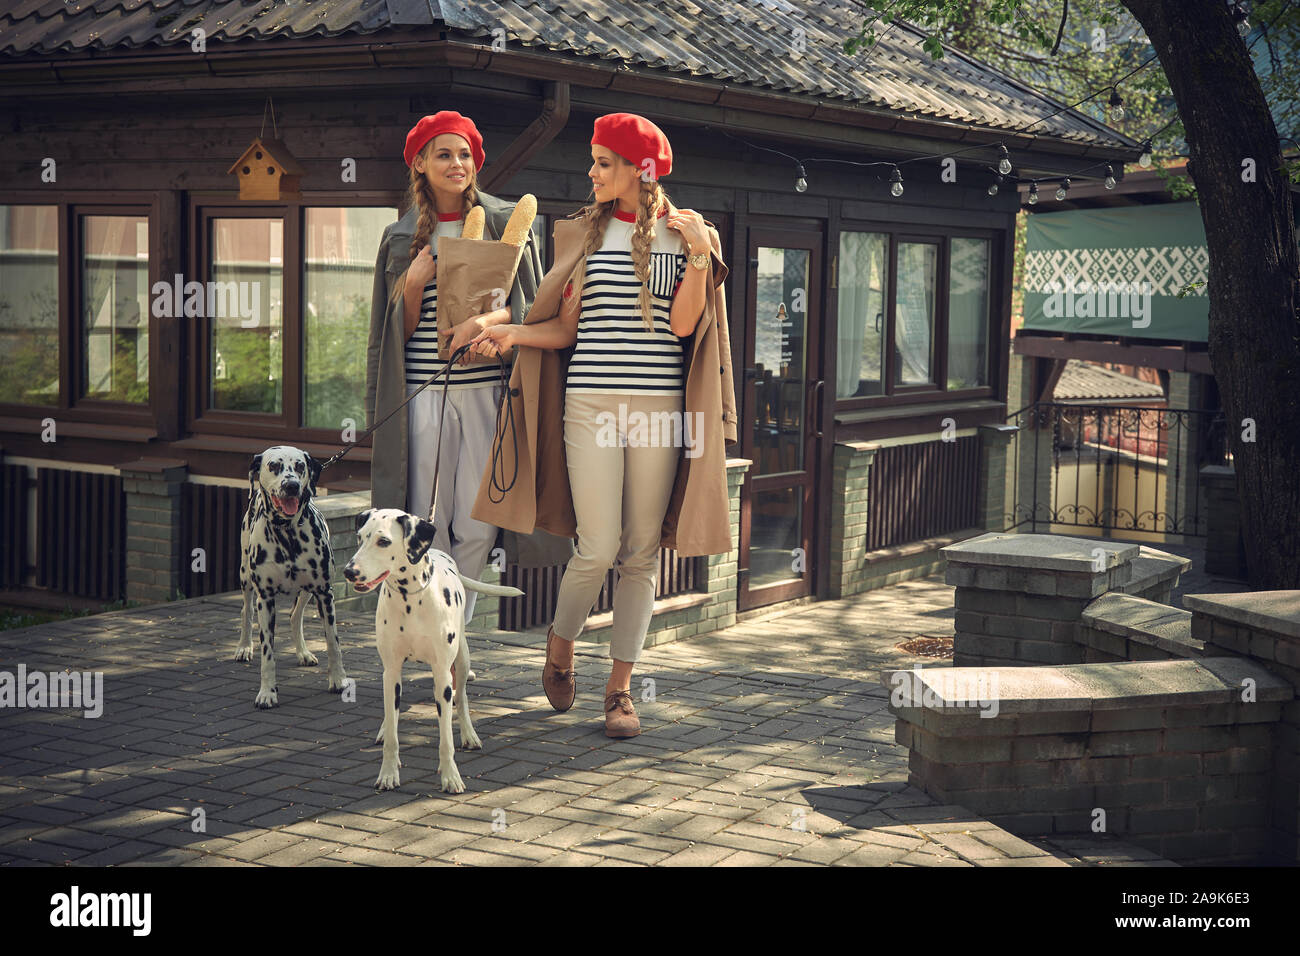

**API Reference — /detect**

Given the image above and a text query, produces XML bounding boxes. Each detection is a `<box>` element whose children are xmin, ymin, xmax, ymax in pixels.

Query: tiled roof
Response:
<box><xmin>1053</xmin><ymin>360</ymin><xmax>1166</xmax><ymax>401</ymax></box>
<box><xmin>0</xmin><ymin>0</ymin><xmax>1134</xmax><ymax>149</ymax></box>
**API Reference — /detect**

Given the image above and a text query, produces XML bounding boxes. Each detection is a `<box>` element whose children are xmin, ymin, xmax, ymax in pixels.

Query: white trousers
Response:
<box><xmin>406</xmin><ymin>383</ymin><xmax>503</xmax><ymax>626</ymax></box>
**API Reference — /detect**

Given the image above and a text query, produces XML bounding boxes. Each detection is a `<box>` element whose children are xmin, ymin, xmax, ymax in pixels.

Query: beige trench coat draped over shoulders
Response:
<box><xmin>364</xmin><ymin>189</ymin><xmax>575</xmax><ymax>567</ymax></box>
<box><xmin>470</xmin><ymin>201</ymin><xmax>740</xmax><ymax>557</ymax></box>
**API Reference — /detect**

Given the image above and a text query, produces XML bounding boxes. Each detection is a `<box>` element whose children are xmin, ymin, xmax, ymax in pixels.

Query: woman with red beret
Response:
<box><xmin>471</xmin><ymin>113</ymin><xmax>738</xmax><ymax>738</ymax></box>
<box><xmin>365</xmin><ymin>111</ymin><xmax>561</xmax><ymax>628</ymax></box>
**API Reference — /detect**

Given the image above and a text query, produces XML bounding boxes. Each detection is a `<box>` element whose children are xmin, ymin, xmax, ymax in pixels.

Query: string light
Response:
<box><xmin>997</xmin><ymin>144</ymin><xmax>1013</xmax><ymax>176</ymax></box>
<box><xmin>1139</xmin><ymin>140</ymin><xmax>1153</xmax><ymax>168</ymax></box>
<box><xmin>987</xmin><ymin>172</ymin><xmax>1003</xmax><ymax>196</ymax></box>
<box><xmin>889</xmin><ymin>166</ymin><xmax>904</xmax><ymax>197</ymax></box>
<box><xmin>1104</xmin><ymin>165</ymin><xmax>1117</xmax><ymax>189</ymax></box>
<box><xmin>795</xmin><ymin>163</ymin><xmax>808</xmax><ymax>193</ymax></box>
<box><xmin>1233</xmin><ymin>1</ymin><xmax>1251</xmax><ymax>37</ymax></box>
<box><xmin>1055</xmin><ymin>177</ymin><xmax>1071</xmax><ymax>201</ymax></box>
<box><xmin>1027</xmin><ymin>181</ymin><xmax>1039</xmax><ymax>205</ymax></box>
<box><xmin>1108</xmin><ymin>88</ymin><xmax>1125</xmax><ymax>124</ymax></box>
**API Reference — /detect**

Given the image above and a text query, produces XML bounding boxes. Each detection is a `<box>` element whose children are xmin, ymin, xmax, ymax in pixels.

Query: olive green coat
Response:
<box><xmin>365</xmin><ymin>190</ymin><xmax>575</xmax><ymax>567</ymax></box>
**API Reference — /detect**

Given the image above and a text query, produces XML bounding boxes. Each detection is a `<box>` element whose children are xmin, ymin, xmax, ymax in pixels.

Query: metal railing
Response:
<box><xmin>1005</xmin><ymin>402</ymin><xmax>1228</xmax><ymax>539</ymax></box>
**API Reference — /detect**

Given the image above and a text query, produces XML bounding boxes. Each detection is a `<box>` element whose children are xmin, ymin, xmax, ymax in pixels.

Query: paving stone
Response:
<box><xmin>0</xmin><ymin>575</ymin><xmax>1180</xmax><ymax>869</ymax></box>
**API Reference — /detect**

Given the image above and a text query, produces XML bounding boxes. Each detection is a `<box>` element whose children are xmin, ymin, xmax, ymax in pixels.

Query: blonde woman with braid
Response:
<box><xmin>470</xmin><ymin>113</ymin><xmax>739</xmax><ymax>738</ymax></box>
<box><xmin>365</xmin><ymin>112</ymin><xmax>563</xmax><ymax>632</ymax></box>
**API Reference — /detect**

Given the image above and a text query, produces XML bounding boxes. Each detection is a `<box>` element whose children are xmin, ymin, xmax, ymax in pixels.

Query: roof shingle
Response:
<box><xmin>0</xmin><ymin>0</ymin><xmax>1135</xmax><ymax>149</ymax></box>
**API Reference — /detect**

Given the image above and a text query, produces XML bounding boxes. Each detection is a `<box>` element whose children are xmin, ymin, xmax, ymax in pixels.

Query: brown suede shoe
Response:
<box><xmin>542</xmin><ymin>626</ymin><xmax>575</xmax><ymax>712</ymax></box>
<box><xmin>604</xmin><ymin>689</ymin><xmax>640</xmax><ymax>738</ymax></box>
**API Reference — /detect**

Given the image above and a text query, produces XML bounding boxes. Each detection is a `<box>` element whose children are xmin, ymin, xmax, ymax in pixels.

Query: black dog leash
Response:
<box><xmin>319</xmin><ymin>342</ymin><xmax>519</xmax><ymax>503</ymax></box>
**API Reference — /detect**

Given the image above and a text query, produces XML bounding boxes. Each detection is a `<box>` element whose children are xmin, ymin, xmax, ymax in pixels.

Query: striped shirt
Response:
<box><xmin>404</xmin><ymin>215</ymin><xmax>503</xmax><ymax>390</ymax></box>
<box><xmin>565</xmin><ymin>212</ymin><xmax>689</xmax><ymax>396</ymax></box>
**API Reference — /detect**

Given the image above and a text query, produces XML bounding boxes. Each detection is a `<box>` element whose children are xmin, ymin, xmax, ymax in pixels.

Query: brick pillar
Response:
<box><xmin>1164</xmin><ymin>371</ymin><xmax>1206</xmax><ymax>543</ymax></box>
<box><xmin>977</xmin><ymin>423</ymin><xmax>1019</xmax><ymax>532</ymax></box>
<box><xmin>119</xmin><ymin>458</ymin><xmax>187</xmax><ymax>605</ymax></box>
<box><xmin>1200</xmin><ymin>464</ymin><xmax>1244</xmax><ymax>579</ymax></box>
<box><xmin>703</xmin><ymin>458</ymin><xmax>750</xmax><ymax>627</ymax></box>
<box><xmin>1187</xmin><ymin>591</ymin><xmax>1300</xmax><ymax>864</ymax></box>
<box><xmin>828</xmin><ymin>441</ymin><xmax>877</xmax><ymax>599</ymax></box>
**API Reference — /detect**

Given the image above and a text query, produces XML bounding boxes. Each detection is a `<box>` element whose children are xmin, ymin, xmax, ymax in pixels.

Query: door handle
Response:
<box><xmin>810</xmin><ymin>380</ymin><xmax>824</xmax><ymax>439</ymax></box>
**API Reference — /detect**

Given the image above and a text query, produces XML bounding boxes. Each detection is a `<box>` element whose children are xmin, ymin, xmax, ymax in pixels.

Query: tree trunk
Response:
<box><xmin>1124</xmin><ymin>0</ymin><xmax>1300</xmax><ymax>588</ymax></box>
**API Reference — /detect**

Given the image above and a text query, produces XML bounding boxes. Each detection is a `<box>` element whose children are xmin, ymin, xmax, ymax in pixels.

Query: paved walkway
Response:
<box><xmin>0</xmin><ymin>573</ymin><xmax>1173</xmax><ymax>867</ymax></box>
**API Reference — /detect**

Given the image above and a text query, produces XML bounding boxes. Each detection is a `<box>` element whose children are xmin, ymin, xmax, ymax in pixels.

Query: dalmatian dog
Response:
<box><xmin>235</xmin><ymin>446</ymin><xmax>347</xmax><ymax>709</ymax></box>
<box><xmin>345</xmin><ymin>508</ymin><xmax>524</xmax><ymax>793</ymax></box>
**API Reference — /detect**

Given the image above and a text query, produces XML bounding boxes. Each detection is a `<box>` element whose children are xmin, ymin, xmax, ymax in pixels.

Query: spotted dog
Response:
<box><xmin>235</xmin><ymin>446</ymin><xmax>347</xmax><ymax>709</ymax></box>
<box><xmin>345</xmin><ymin>508</ymin><xmax>524</xmax><ymax>793</ymax></box>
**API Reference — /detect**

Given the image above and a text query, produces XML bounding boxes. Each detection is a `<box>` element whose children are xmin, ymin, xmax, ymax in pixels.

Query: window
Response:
<box><xmin>835</xmin><ymin>231</ymin><xmax>887</xmax><ymax>398</ymax></box>
<box><xmin>0</xmin><ymin>205</ymin><xmax>59</xmax><ymax>406</ymax></box>
<box><xmin>303</xmin><ymin>207</ymin><xmax>394</xmax><ymax>431</ymax></box>
<box><xmin>836</xmin><ymin>228</ymin><xmax>997</xmax><ymax>405</ymax></box>
<box><xmin>193</xmin><ymin>202</ymin><xmax>396</xmax><ymax>436</ymax></box>
<box><xmin>209</xmin><ymin>217</ymin><xmax>282</xmax><ymax>413</ymax></box>
<box><xmin>948</xmin><ymin>237</ymin><xmax>991</xmax><ymax>389</ymax></box>
<box><xmin>895</xmin><ymin>241</ymin><xmax>937</xmax><ymax>386</ymax></box>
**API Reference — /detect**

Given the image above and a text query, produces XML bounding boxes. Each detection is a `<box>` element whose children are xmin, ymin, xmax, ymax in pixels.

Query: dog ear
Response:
<box><xmin>355</xmin><ymin>508</ymin><xmax>373</xmax><ymax>533</ymax></box>
<box><xmin>248</xmin><ymin>453</ymin><xmax>263</xmax><ymax>484</ymax></box>
<box><xmin>302</xmin><ymin>454</ymin><xmax>322</xmax><ymax>502</ymax></box>
<box><xmin>405</xmin><ymin>516</ymin><xmax>437</xmax><ymax>565</ymax></box>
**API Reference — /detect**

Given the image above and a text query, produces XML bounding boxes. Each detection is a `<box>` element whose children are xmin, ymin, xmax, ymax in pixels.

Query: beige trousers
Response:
<box><xmin>552</xmin><ymin>390</ymin><xmax>683</xmax><ymax>663</ymax></box>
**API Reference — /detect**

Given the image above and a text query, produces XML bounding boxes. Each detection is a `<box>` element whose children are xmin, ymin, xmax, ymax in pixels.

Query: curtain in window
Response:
<box><xmin>895</xmin><ymin>242</ymin><xmax>936</xmax><ymax>385</ymax></box>
<box><xmin>836</xmin><ymin>231</ymin><xmax>887</xmax><ymax>398</ymax></box>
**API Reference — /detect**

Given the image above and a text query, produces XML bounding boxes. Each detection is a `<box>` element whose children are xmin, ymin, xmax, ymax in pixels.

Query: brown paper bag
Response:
<box><xmin>435</xmin><ymin>236</ymin><xmax>521</xmax><ymax>365</ymax></box>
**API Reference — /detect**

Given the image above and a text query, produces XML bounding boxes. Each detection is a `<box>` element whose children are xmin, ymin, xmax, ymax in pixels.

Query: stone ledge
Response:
<box><xmin>943</xmin><ymin>531</ymin><xmax>1139</xmax><ymax>572</ymax></box>
<box><xmin>1082</xmin><ymin>593</ymin><xmax>1204</xmax><ymax>658</ymax></box>
<box><xmin>316</xmin><ymin>489</ymin><xmax>371</xmax><ymax>521</ymax></box>
<box><xmin>883</xmin><ymin>657</ymin><xmax>1292</xmax><ymax>717</ymax></box>
<box><xmin>1117</xmin><ymin>546</ymin><xmax>1192</xmax><ymax>596</ymax></box>
<box><xmin>1184</xmin><ymin>591</ymin><xmax>1300</xmax><ymax>641</ymax></box>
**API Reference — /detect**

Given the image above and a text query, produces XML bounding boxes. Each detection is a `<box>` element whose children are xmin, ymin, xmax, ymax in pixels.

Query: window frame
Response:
<box><xmin>834</xmin><ymin>218</ymin><xmax>1002</xmax><ymax>411</ymax></box>
<box><xmin>0</xmin><ymin>191</ymin><xmax>162</xmax><ymax>431</ymax></box>
<box><xmin>186</xmin><ymin>190</ymin><xmax>403</xmax><ymax>444</ymax></box>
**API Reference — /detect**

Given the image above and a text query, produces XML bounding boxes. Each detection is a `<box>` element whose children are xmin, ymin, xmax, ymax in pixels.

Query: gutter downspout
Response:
<box><xmin>479</xmin><ymin>79</ymin><xmax>570</xmax><ymax>194</ymax></box>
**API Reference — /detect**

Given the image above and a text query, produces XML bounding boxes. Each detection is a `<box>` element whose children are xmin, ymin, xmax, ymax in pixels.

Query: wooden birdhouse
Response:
<box><xmin>227</xmin><ymin>137</ymin><xmax>304</xmax><ymax>200</ymax></box>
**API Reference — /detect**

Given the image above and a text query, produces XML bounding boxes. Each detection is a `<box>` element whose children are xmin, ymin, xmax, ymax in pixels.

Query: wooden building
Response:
<box><xmin>0</xmin><ymin>0</ymin><xmax>1137</xmax><ymax>635</ymax></box>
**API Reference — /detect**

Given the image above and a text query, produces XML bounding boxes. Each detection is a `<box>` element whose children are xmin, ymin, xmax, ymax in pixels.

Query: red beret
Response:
<box><xmin>592</xmin><ymin>113</ymin><xmax>672</xmax><ymax>180</ymax></box>
<box><xmin>404</xmin><ymin>111</ymin><xmax>485</xmax><ymax>170</ymax></box>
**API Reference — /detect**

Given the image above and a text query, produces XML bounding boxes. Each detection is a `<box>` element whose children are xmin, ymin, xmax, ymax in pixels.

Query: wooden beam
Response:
<box><xmin>1013</xmin><ymin>334</ymin><xmax>1213</xmax><ymax>374</ymax></box>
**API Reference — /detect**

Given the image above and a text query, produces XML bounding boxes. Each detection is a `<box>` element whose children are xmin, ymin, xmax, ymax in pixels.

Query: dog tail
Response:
<box><xmin>457</xmin><ymin>574</ymin><xmax>525</xmax><ymax>598</ymax></box>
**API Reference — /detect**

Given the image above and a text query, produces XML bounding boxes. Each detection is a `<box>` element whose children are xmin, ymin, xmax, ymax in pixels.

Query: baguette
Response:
<box><xmin>461</xmin><ymin>205</ymin><xmax>485</xmax><ymax>241</ymax></box>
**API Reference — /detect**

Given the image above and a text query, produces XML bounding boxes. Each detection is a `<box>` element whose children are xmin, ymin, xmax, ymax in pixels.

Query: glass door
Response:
<box><xmin>738</xmin><ymin>228</ymin><xmax>823</xmax><ymax>611</ymax></box>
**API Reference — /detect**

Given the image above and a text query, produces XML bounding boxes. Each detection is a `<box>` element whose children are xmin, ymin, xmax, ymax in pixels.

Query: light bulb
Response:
<box><xmin>1055</xmin><ymin>180</ymin><xmax>1069</xmax><ymax>201</ymax></box>
<box><xmin>891</xmin><ymin>181</ymin><xmax>904</xmax><ymax>198</ymax></box>
<box><xmin>889</xmin><ymin>167</ymin><xmax>904</xmax><ymax>197</ymax></box>
<box><xmin>1104</xmin><ymin>165</ymin><xmax>1116</xmax><ymax>189</ymax></box>
<box><xmin>1237</xmin><ymin>17</ymin><xmax>1250</xmax><ymax>37</ymax></box>
<box><xmin>987</xmin><ymin>182</ymin><xmax>998</xmax><ymax>196</ymax></box>
<box><xmin>1108</xmin><ymin>89</ymin><xmax>1125</xmax><ymax>124</ymax></box>
<box><xmin>1138</xmin><ymin>141</ymin><xmax>1153</xmax><ymax>168</ymax></box>
<box><xmin>795</xmin><ymin>176</ymin><xmax>807</xmax><ymax>193</ymax></box>
<box><xmin>997</xmin><ymin>145</ymin><xmax>1012</xmax><ymax>176</ymax></box>
<box><xmin>1027</xmin><ymin>182</ymin><xmax>1039</xmax><ymax>205</ymax></box>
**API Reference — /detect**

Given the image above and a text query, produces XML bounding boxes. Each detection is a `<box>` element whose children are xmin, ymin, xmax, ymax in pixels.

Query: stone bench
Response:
<box><xmin>884</xmin><ymin>656</ymin><xmax>1293</xmax><ymax>864</ymax></box>
<box><xmin>1079</xmin><ymin>593</ymin><xmax>1203</xmax><ymax>662</ymax></box>
<box><xmin>943</xmin><ymin>533</ymin><xmax>1190</xmax><ymax>667</ymax></box>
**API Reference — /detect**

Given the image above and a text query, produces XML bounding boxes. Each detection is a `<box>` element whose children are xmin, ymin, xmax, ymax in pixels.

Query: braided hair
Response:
<box><xmin>406</xmin><ymin>141</ymin><xmax>480</xmax><ymax>264</ymax></box>
<box><xmin>566</xmin><ymin>161</ymin><xmax>669</xmax><ymax>331</ymax></box>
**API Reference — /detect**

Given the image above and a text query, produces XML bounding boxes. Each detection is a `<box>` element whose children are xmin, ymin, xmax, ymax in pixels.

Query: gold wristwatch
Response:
<box><xmin>687</xmin><ymin>249</ymin><xmax>709</xmax><ymax>270</ymax></box>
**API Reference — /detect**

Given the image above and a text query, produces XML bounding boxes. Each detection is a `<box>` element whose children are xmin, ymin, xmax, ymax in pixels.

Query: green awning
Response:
<box><xmin>1022</xmin><ymin>202</ymin><xmax>1208</xmax><ymax>342</ymax></box>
